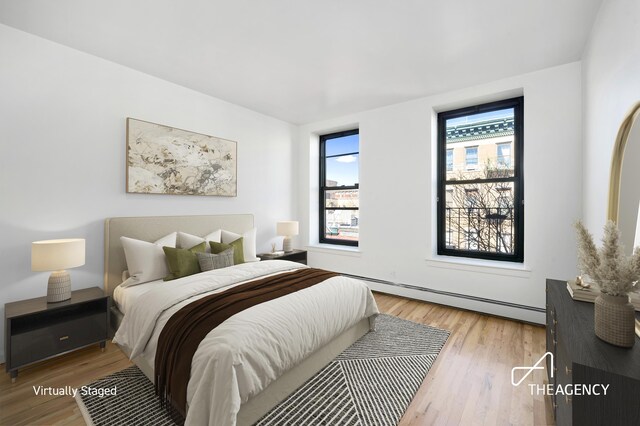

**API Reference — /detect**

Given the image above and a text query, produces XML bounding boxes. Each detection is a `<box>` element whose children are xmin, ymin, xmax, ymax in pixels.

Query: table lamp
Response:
<box><xmin>32</xmin><ymin>238</ymin><xmax>85</xmax><ymax>303</ymax></box>
<box><xmin>277</xmin><ymin>221</ymin><xmax>299</xmax><ymax>253</ymax></box>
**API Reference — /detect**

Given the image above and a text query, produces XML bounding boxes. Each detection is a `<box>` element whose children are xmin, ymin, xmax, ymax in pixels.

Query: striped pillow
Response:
<box><xmin>196</xmin><ymin>248</ymin><xmax>234</xmax><ymax>271</ymax></box>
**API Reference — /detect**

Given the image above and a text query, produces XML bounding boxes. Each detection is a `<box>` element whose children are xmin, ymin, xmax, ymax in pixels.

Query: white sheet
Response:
<box><xmin>113</xmin><ymin>260</ymin><xmax>379</xmax><ymax>426</ymax></box>
<box><xmin>113</xmin><ymin>280</ymin><xmax>161</xmax><ymax>314</ymax></box>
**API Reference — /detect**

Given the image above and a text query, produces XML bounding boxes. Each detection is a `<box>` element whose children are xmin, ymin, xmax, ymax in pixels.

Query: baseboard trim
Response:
<box><xmin>341</xmin><ymin>273</ymin><xmax>545</xmax><ymax>313</ymax></box>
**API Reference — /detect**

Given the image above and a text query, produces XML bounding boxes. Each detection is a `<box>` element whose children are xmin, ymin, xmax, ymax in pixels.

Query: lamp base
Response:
<box><xmin>282</xmin><ymin>236</ymin><xmax>293</xmax><ymax>253</ymax></box>
<box><xmin>47</xmin><ymin>270</ymin><xmax>71</xmax><ymax>303</ymax></box>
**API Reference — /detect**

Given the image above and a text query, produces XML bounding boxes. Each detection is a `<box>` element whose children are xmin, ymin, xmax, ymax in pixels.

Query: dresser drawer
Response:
<box><xmin>10</xmin><ymin>312</ymin><xmax>106</xmax><ymax>368</ymax></box>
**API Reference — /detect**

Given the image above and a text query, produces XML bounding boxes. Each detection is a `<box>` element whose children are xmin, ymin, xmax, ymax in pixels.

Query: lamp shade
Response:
<box><xmin>277</xmin><ymin>221</ymin><xmax>299</xmax><ymax>237</ymax></box>
<box><xmin>32</xmin><ymin>239</ymin><xmax>85</xmax><ymax>272</ymax></box>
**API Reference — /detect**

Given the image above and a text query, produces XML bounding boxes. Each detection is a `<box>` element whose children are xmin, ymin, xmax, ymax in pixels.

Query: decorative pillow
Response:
<box><xmin>221</xmin><ymin>228</ymin><xmax>259</xmax><ymax>262</ymax></box>
<box><xmin>176</xmin><ymin>230</ymin><xmax>222</xmax><ymax>253</ymax></box>
<box><xmin>196</xmin><ymin>248</ymin><xmax>234</xmax><ymax>271</ymax></box>
<box><xmin>120</xmin><ymin>232</ymin><xmax>177</xmax><ymax>287</ymax></box>
<box><xmin>162</xmin><ymin>242</ymin><xmax>207</xmax><ymax>281</ymax></box>
<box><xmin>210</xmin><ymin>239</ymin><xmax>245</xmax><ymax>265</ymax></box>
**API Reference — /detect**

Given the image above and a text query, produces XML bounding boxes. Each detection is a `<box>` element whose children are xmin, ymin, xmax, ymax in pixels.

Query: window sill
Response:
<box><xmin>306</xmin><ymin>244</ymin><xmax>362</xmax><ymax>257</ymax></box>
<box><xmin>425</xmin><ymin>255</ymin><xmax>531</xmax><ymax>278</ymax></box>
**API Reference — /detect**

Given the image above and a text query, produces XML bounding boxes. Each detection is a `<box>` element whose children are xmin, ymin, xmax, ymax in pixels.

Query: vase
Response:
<box><xmin>594</xmin><ymin>293</ymin><xmax>635</xmax><ymax>347</ymax></box>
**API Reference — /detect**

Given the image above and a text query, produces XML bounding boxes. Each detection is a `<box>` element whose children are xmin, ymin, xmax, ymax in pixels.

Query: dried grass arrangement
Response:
<box><xmin>575</xmin><ymin>220</ymin><xmax>640</xmax><ymax>296</ymax></box>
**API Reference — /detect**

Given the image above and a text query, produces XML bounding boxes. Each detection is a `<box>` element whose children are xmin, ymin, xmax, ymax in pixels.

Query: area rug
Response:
<box><xmin>76</xmin><ymin>314</ymin><xmax>449</xmax><ymax>426</ymax></box>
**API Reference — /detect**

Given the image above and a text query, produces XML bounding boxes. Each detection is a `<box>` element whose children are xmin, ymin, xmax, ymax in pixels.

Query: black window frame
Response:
<box><xmin>319</xmin><ymin>129</ymin><xmax>359</xmax><ymax>247</ymax></box>
<box><xmin>437</xmin><ymin>96</ymin><xmax>524</xmax><ymax>262</ymax></box>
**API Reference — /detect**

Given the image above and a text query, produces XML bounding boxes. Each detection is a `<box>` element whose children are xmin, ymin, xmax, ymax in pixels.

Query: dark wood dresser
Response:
<box><xmin>546</xmin><ymin>279</ymin><xmax>640</xmax><ymax>425</ymax></box>
<box><xmin>4</xmin><ymin>287</ymin><xmax>109</xmax><ymax>381</ymax></box>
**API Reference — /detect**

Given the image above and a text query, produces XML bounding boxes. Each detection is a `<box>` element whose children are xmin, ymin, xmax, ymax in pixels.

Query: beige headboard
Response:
<box><xmin>104</xmin><ymin>214</ymin><xmax>254</xmax><ymax>297</ymax></box>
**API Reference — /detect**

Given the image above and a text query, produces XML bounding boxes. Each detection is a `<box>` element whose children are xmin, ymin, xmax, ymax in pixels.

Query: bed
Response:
<box><xmin>105</xmin><ymin>214</ymin><xmax>379</xmax><ymax>426</ymax></box>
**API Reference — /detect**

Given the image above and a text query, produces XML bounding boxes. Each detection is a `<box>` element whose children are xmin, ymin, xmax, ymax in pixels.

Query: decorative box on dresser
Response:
<box><xmin>4</xmin><ymin>287</ymin><xmax>109</xmax><ymax>382</ymax></box>
<box><xmin>546</xmin><ymin>279</ymin><xmax>640</xmax><ymax>426</ymax></box>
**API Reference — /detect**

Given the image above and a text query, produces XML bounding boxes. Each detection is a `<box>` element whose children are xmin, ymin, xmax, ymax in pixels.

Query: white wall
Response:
<box><xmin>582</xmin><ymin>0</ymin><xmax>640</xmax><ymax>237</ymax></box>
<box><xmin>0</xmin><ymin>25</ymin><xmax>297</xmax><ymax>362</ymax></box>
<box><xmin>298</xmin><ymin>62</ymin><xmax>583</xmax><ymax>323</ymax></box>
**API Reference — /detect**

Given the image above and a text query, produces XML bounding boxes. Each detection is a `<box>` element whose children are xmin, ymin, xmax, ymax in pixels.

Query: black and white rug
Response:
<box><xmin>76</xmin><ymin>315</ymin><xmax>449</xmax><ymax>426</ymax></box>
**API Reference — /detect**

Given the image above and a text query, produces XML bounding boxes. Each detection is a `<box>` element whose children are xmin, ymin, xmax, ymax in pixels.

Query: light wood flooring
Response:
<box><xmin>0</xmin><ymin>293</ymin><xmax>553</xmax><ymax>425</ymax></box>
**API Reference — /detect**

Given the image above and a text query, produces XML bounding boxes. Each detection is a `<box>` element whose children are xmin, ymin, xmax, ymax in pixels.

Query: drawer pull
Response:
<box><xmin>59</xmin><ymin>336</ymin><xmax>69</xmax><ymax>341</ymax></box>
<box><xmin>553</xmin><ymin>319</ymin><xmax>557</xmax><ymax>325</ymax></box>
<box><xmin>553</xmin><ymin>338</ymin><xmax>557</xmax><ymax>345</ymax></box>
<box><xmin>550</xmin><ymin>329</ymin><xmax>554</xmax><ymax>335</ymax></box>
<box><xmin>565</xmin><ymin>366</ymin><xmax>572</xmax><ymax>375</ymax></box>
<box><xmin>565</xmin><ymin>395</ymin><xmax>572</xmax><ymax>404</ymax></box>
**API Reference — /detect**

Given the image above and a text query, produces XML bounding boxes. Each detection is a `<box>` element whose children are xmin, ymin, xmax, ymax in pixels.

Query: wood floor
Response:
<box><xmin>0</xmin><ymin>292</ymin><xmax>553</xmax><ymax>426</ymax></box>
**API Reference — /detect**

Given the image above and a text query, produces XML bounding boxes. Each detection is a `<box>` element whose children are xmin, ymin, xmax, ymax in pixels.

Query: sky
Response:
<box><xmin>447</xmin><ymin>108</ymin><xmax>513</xmax><ymax>127</ymax></box>
<box><xmin>325</xmin><ymin>133</ymin><xmax>359</xmax><ymax>186</ymax></box>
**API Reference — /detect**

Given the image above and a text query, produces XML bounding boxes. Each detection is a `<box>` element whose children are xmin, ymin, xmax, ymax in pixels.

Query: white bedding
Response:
<box><xmin>113</xmin><ymin>260</ymin><xmax>379</xmax><ymax>426</ymax></box>
<box><xmin>113</xmin><ymin>280</ymin><xmax>161</xmax><ymax>314</ymax></box>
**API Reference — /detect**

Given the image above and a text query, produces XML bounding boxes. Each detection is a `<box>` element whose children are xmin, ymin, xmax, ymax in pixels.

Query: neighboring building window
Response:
<box><xmin>446</xmin><ymin>149</ymin><xmax>454</xmax><ymax>171</ymax></box>
<box><xmin>319</xmin><ymin>129</ymin><xmax>359</xmax><ymax>246</ymax></box>
<box><xmin>497</xmin><ymin>142</ymin><xmax>511</xmax><ymax>167</ymax></box>
<box><xmin>437</xmin><ymin>96</ymin><xmax>524</xmax><ymax>262</ymax></box>
<box><xmin>465</xmin><ymin>146</ymin><xmax>478</xmax><ymax>169</ymax></box>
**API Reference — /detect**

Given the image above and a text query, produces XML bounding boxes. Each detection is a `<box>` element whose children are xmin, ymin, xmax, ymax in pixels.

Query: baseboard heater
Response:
<box><xmin>341</xmin><ymin>273</ymin><xmax>545</xmax><ymax>313</ymax></box>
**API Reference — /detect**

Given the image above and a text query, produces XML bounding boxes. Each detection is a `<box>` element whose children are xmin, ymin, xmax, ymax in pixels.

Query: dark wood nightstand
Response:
<box><xmin>258</xmin><ymin>249</ymin><xmax>307</xmax><ymax>265</ymax></box>
<box><xmin>4</xmin><ymin>287</ymin><xmax>109</xmax><ymax>382</ymax></box>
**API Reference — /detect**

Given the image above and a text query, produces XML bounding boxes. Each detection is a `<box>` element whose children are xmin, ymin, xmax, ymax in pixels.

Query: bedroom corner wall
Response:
<box><xmin>297</xmin><ymin>62</ymin><xmax>583</xmax><ymax>324</ymax></box>
<box><xmin>582</xmin><ymin>0</ymin><xmax>640</xmax><ymax>237</ymax></box>
<box><xmin>0</xmin><ymin>24</ymin><xmax>298</xmax><ymax>363</ymax></box>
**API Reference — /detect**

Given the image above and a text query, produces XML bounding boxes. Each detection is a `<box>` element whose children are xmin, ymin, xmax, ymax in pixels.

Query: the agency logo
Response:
<box><xmin>511</xmin><ymin>352</ymin><xmax>610</xmax><ymax>396</ymax></box>
<box><xmin>511</xmin><ymin>352</ymin><xmax>553</xmax><ymax>387</ymax></box>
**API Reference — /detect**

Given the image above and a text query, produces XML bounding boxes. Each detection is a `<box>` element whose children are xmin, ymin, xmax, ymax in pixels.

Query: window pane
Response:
<box><xmin>326</xmin><ymin>154</ymin><xmax>359</xmax><ymax>187</ymax></box>
<box><xmin>446</xmin><ymin>149</ymin><xmax>453</xmax><ymax>171</ymax></box>
<box><xmin>465</xmin><ymin>147</ymin><xmax>478</xmax><ymax>169</ymax></box>
<box><xmin>325</xmin><ymin>133</ymin><xmax>359</xmax><ymax>157</ymax></box>
<box><xmin>325</xmin><ymin>189</ymin><xmax>359</xmax><ymax>208</ymax></box>
<box><xmin>444</xmin><ymin>181</ymin><xmax>515</xmax><ymax>254</ymax></box>
<box><xmin>324</xmin><ymin>209</ymin><xmax>359</xmax><ymax>241</ymax></box>
<box><xmin>445</xmin><ymin>108</ymin><xmax>515</xmax><ymax>181</ymax></box>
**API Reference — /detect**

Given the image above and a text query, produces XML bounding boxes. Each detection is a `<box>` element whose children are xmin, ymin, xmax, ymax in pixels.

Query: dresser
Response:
<box><xmin>546</xmin><ymin>279</ymin><xmax>640</xmax><ymax>425</ymax></box>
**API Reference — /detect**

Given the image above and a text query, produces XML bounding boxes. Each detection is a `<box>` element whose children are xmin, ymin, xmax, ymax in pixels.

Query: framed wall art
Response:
<box><xmin>126</xmin><ymin>118</ymin><xmax>237</xmax><ymax>196</ymax></box>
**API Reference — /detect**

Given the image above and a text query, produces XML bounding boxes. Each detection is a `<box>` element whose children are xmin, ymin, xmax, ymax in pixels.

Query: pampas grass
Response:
<box><xmin>575</xmin><ymin>220</ymin><xmax>640</xmax><ymax>296</ymax></box>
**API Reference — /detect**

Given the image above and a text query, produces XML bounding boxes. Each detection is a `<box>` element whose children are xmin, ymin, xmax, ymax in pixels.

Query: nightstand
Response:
<box><xmin>4</xmin><ymin>287</ymin><xmax>109</xmax><ymax>382</ymax></box>
<box><xmin>258</xmin><ymin>249</ymin><xmax>307</xmax><ymax>265</ymax></box>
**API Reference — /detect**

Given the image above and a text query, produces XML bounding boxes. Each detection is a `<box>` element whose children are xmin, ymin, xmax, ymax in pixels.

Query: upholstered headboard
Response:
<box><xmin>104</xmin><ymin>214</ymin><xmax>254</xmax><ymax>297</ymax></box>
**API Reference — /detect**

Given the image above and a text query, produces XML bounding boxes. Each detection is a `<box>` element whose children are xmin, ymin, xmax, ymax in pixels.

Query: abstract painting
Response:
<box><xmin>126</xmin><ymin>118</ymin><xmax>237</xmax><ymax>196</ymax></box>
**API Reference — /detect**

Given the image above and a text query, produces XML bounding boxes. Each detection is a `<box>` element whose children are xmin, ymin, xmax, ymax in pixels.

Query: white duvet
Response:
<box><xmin>113</xmin><ymin>260</ymin><xmax>379</xmax><ymax>426</ymax></box>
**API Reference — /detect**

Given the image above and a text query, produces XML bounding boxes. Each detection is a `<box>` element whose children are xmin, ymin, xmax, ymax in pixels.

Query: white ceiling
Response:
<box><xmin>0</xmin><ymin>0</ymin><xmax>602</xmax><ymax>124</ymax></box>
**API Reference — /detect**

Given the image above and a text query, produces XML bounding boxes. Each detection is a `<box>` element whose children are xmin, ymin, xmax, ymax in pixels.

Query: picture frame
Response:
<box><xmin>126</xmin><ymin>118</ymin><xmax>237</xmax><ymax>197</ymax></box>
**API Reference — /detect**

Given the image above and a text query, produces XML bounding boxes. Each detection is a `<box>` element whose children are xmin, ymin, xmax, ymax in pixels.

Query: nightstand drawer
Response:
<box><xmin>10</xmin><ymin>312</ymin><xmax>106</xmax><ymax>368</ymax></box>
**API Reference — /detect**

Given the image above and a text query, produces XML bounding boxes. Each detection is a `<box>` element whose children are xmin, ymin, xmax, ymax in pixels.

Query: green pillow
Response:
<box><xmin>162</xmin><ymin>242</ymin><xmax>206</xmax><ymax>281</ymax></box>
<box><xmin>210</xmin><ymin>238</ymin><xmax>244</xmax><ymax>265</ymax></box>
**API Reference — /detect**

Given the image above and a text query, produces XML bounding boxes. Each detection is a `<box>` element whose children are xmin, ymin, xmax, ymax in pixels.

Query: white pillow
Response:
<box><xmin>120</xmin><ymin>232</ymin><xmax>177</xmax><ymax>287</ymax></box>
<box><xmin>176</xmin><ymin>230</ymin><xmax>222</xmax><ymax>253</ymax></box>
<box><xmin>221</xmin><ymin>228</ymin><xmax>259</xmax><ymax>262</ymax></box>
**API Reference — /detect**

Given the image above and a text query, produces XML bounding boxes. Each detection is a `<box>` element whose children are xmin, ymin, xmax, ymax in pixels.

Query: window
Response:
<box><xmin>446</xmin><ymin>149</ymin><xmax>454</xmax><ymax>171</ymax></box>
<box><xmin>465</xmin><ymin>146</ymin><xmax>478</xmax><ymax>169</ymax></box>
<box><xmin>437</xmin><ymin>97</ymin><xmax>524</xmax><ymax>262</ymax></box>
<box><xmin>319</xmin><ymin>129</ymin><xmax>359</xmax><ymax>246</ymax></box>
<box><xmin>497</xmin><ymin>143</ymin><xmax>511</xmax><ymax>167</ymax></box>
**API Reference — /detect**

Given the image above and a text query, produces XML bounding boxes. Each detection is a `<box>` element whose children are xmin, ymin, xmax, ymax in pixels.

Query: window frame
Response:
<box><xmin>437</xmin><ymin>96</ymin><xmax>524</xmax><ymax>262</ymax></box>
<box><xmin>319</xmin><ymin>129</ymin><xmax>359</xmax><ymax>247</ymax></box>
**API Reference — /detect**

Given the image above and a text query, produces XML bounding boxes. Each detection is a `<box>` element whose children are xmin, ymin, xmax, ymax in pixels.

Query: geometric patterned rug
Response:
<box><xmin>76</xmin><ymin>315</ymin><xmax>449</xmax><ymax>426</ymax></box>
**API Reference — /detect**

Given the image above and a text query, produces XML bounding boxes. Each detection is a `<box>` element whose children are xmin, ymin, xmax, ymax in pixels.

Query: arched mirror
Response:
<box><xmin>608</xmin><ymin>101</ymin><xmax>640</xmax><ymax>255</ymax></box>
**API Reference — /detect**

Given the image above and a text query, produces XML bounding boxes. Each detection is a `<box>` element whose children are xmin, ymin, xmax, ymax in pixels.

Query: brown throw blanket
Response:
<box><xmin>155</xmin><ymin>267</ymin><xmax>339</xmax><ymax>422</ymax></box>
